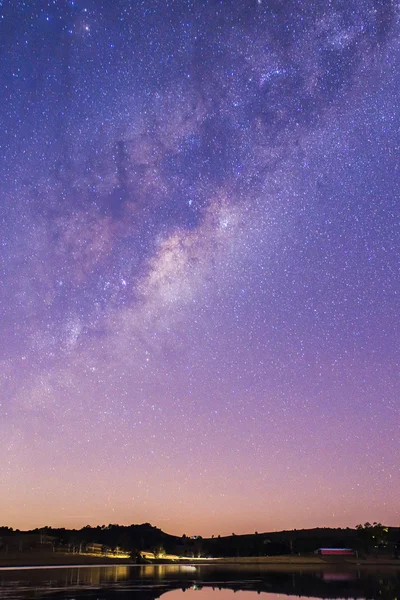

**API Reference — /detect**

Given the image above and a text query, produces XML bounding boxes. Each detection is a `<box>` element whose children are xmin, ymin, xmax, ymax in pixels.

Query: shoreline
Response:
<box><xmin>0</xmin><ymin>554</ymin><xmax>132</xmax><ymax>569</ymax></box>
<box><xmin>0</xmin><ymin>554</ymin><xmax>399</xmax><ymax>570</ymax></box>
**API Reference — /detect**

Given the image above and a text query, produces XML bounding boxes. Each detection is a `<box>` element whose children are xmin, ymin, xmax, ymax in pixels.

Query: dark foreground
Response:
<box><xmin>0</xmin><ymin>563</ymin><xmax>400</xmax><ymax>600</ymax></box>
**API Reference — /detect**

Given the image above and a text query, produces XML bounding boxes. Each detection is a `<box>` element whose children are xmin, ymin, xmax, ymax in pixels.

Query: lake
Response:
<box><xmin>0</xmin><ymin>564</ymin><xmax>399</xmax><ymax>599</ymax></box>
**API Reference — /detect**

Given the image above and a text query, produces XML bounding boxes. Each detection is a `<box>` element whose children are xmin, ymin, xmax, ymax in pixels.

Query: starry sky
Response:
<box><xmin>0</xmin><ymin>0</ymin><xmax>399</xmax><ymax>537</ymax></box>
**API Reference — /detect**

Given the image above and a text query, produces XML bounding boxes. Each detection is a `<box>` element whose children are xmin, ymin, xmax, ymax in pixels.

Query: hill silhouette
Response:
<box><xmin>0</xmin><ymin>523</ymin><xmax>399</xmax><ymax>559</ymax></box>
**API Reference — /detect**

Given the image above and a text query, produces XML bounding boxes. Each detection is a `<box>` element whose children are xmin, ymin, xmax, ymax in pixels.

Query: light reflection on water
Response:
<box><xmin>164</xmin><ymin>589</ymin><xmax>308</xmax><ymax>600</ymax></box>
<box><xmin>0</xmin><ymin>564</ymin><xmax>399</xmax><ymax>600</ymax></box>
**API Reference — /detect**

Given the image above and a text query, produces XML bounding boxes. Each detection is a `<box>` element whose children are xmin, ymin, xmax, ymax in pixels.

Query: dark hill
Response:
<box><xmin>1</xmin><ymin>523</ymin><xmax>399</xmax><ymax>559</ymax></box>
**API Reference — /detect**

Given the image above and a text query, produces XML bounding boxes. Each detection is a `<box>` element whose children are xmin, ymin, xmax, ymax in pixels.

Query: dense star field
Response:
<box><xmin>0</xmin><ymin>0</ymin><xmax>399</xmax><ymax>536</ymax></box>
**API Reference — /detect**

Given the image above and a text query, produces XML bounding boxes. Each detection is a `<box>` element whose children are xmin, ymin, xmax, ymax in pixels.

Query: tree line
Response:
<box><xmin>0</xmin><ymin>522</ymin><xmax>399</xmax><ymax>559</ymax></box>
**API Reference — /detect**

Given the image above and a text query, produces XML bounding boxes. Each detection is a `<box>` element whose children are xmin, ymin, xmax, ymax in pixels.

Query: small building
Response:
<box><xmin>86</xmin><ymin>543</ymin><xmax>104</xmax><ymax>554</ymax></box>
<box><xmin>317</xmin><ymin>548</ymin><xmax>354</xmax><ymax>556</ymax></box>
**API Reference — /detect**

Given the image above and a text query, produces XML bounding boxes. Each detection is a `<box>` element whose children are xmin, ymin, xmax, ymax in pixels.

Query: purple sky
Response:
<box><xmin>0</xmin><ymin>0</ymin><xmax>399</xmax><ymax>537</ymax></box>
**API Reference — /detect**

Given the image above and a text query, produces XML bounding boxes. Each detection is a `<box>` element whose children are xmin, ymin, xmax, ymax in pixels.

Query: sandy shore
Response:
<box><xmin>1</xmin><ymin>553</ymin><xmax>400</xmax><ymax>569</ymax></box>
<box><xmin>0</xmin><ymin>553</ymin><xmax>132</xmax><ymax>568</ymax></box>
<box><xmin>207</xmin><ymin>556</ymin><xmax>400</xmax><ymax>570</ymax></box>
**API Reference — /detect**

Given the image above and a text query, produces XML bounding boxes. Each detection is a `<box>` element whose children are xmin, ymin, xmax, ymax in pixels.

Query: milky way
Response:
<box><xmin>0</xmin><ymin>0</ymin><xmax>399</xmax><ymax>536</ymax></box>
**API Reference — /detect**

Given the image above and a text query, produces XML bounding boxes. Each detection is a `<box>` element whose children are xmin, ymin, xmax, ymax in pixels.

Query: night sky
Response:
<box><xmin>1</xmin><ymin>0</ymin><xmax>399</xmax><ymax>537</ymax></box>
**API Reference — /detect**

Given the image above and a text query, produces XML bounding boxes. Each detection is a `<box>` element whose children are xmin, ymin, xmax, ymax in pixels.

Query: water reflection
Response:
<box><xmin>61</xmin><ymin>564</ymin><xmax>131</xmax><ymax>585</ymax></box>
<box><xmin>0</xmin><ymin>564</ymin><xmax>399</xmax><ymax>600</ymax></box>
<box><xmin>139</xmin><ymin>565</ymin><xmax>199</xmax><ymax>579</ymax></box>
<box><xmin>164</xmin><ymin>591</ymin><xmax>308</xmax><ymax>600</ymax></box>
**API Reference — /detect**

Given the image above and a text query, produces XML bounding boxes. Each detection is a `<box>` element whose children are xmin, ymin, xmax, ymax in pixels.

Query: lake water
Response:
<box><xmin>0</xmin><ymin>564</ymin><xmax>399</xmax><ymax>599</ymax></box>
